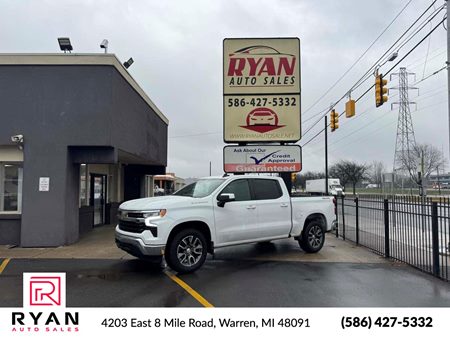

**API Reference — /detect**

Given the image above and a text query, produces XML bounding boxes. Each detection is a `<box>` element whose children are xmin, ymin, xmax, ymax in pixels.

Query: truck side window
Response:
<box><xmin>220</xmin><ymin>179</ymin><xmax>251</xmax><ymax>202</ymax></box>
<box><xmin>251</xmin><ymin>179</ymin><xmax>282</xmax><ymax>200</ymax></box>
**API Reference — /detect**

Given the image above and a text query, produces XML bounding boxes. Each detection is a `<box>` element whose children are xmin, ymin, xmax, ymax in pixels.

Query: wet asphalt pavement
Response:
<box><xmin>1</xmin><ymin>255</ymin><xmax>449</xmax><ymax>307</ymax></box>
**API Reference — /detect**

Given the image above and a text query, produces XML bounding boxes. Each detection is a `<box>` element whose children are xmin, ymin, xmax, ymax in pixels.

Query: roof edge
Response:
<box><xmin>0</xmin><ymin>53</ymin><xmax>169</xmax><ymax>125</ymax></box>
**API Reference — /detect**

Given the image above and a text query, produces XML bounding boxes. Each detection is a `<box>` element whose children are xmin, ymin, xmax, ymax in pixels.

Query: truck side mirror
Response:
<box><xmin>217</xmin><ymin>193</ymin><xmax>235</xmax><ymax>207</ymax></box>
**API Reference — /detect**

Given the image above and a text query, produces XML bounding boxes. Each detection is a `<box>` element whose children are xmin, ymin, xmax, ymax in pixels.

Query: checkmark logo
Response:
<box><xmin>249</xmin><ymin>150</ymin><xmax>280</xmax><ymax>165</ymax></box>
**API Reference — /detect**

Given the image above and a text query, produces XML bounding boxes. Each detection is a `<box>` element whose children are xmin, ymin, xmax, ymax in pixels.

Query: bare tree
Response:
<box><xmin>330</xmin><ymin>160</ymin><xmax>368</xmax><ymax>194</ymax></box>
<box><xmin>369</xmin><ymin>161</ymin><xmax>385</xmax><ymax>187</ymax></box>
<box><xmin>400</xmin><ymin>143</ymin><xmax>445</xmax><ymax>186</ymax></box>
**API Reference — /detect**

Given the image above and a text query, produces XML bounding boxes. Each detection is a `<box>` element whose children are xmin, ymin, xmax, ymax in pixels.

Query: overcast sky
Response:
<box><xmin>0</xmin><ymin>0</ymin><xmax>448</xmax><ymax>178</ymax></box>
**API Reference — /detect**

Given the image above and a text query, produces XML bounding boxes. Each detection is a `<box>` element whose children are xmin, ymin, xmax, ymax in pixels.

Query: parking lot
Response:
<box><xmin>1</xmin><ymin>226</ymin><xmax>449</xmax><ymax>307</ymax></box>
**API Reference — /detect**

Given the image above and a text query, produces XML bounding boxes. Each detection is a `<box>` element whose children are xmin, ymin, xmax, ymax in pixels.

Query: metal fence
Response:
<box><xmin>336</xmin><ymin>194</ymin><xmax>450</xmax><ymax>281</ymax></box>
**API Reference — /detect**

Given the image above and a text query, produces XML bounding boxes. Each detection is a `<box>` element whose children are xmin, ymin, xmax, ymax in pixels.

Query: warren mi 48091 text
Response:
<box><xmin>100</xmin><ymin>317</ymin><xmax>310</xmax><ymax>329</ymax></box>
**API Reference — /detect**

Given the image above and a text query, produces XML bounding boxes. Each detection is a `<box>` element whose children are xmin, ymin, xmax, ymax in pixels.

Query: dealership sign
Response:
<box><xmin>223</xmin><ymin>38</ymin><xmax>301</xmax><ymax>142</ymax></box>
<box><xmin>223</xmin><ymin>145</ymin><xmax>301</xmax><ymax>173</ymax></box>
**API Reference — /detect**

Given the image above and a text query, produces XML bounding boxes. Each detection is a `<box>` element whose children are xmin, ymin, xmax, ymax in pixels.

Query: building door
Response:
<box><xmin>90</xmin><ymin>174</ymin><xmax>107</xmax><ymax>226</ymax></box>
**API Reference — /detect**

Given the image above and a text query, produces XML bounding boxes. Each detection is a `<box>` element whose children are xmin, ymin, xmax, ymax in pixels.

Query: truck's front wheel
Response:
<box><xmin>166</xmin><ymin>228</ymin><xmax>207</xmax><ymax>273</ymax></box>
<box><xmin>299</xmin><ymin>221</ymin><xmax>325</xmax><ymax>253</ymax></box>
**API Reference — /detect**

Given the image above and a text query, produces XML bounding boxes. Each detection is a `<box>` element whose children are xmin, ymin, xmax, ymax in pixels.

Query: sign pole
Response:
<box><xmin>281</xmin><ymin>172</ymin><xmax>292</xmax><ymax>196</ymax></box>
<box><xmin>325</xmin><ymin>116</ymin><xmax>329</xmax><ymax>195</ymax></box>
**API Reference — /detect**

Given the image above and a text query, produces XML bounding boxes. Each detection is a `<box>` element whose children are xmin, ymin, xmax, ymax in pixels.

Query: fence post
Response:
<box><xmin>431</xmin><ymin>202</ymin><xmax>440</xmax><ymax>277</ymax></box>
<box><xmin>384</xmin><ymin>199</ymin><xmax>390</xmax><ymax>258</ymax></box>
<box><xmin>341</xmin><ymin>195</ymin><xmax>346</xmax><ymax>240</ymax></box>
<box><xmin>355</xmin><ymin>197</ymin><xmax>359</xmax><ymax>245</ymax></box>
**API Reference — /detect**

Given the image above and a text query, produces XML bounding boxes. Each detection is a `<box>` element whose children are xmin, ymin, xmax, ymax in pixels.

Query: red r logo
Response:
<box><xmin>29</xmin><ymin>276</ymin><xmax>62</xmax><ymax>306</ymax></box>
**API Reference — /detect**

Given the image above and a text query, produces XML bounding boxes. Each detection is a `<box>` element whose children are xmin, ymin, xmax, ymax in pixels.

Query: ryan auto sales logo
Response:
<box><xmin>10</xmin><ymin>273</ymin><xmax>79</xmax><ymax>334</ymax></box>
<box><xmin>227</xmin><ymin>45</ymin><xmax>297</xmax><ymax>88</ymax></box>
<box><xmin>26</xmin><ymin>274</ymin><xmax>64</xmax><ymax>306</ymax></box>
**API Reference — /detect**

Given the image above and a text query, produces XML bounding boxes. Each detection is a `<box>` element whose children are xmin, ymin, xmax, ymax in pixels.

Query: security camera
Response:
<box><xmin>11</xmin><ymin>134</ymin><xmax>24</xmax><ymax>144</ymax></box>
<box><xmin>100</xmin><ymin>39</ymin><xmax>108</xmax><ymax>53</ymax></box>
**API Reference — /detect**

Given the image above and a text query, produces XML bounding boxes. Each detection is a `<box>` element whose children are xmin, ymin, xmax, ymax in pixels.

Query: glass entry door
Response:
<box><xmin>90</xmin><ymin>174</ymin><xmax>107</xmax><ymax>226</ymax></box>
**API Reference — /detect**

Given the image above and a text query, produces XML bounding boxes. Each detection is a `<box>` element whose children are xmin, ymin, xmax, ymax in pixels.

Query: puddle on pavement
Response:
<box><xmin>76</xmin><ymin>273</ymin><xmax>123</xmax><ymax>281</ymax></box>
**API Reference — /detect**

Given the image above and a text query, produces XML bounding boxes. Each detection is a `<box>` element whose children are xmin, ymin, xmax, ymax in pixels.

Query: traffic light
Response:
<box><xmin>375</xmin><ymin>74</ymin><xmax>388</xmax><ymax>107</ymax></box>
<box><xmin>291</xmin><ymin>173</ymin><xmax>297</xmax><ymax>182</ymax></box>
<box><xmin>330</xmin><ymin>109</ymin><xmax>339</xmax><ymax>132</ymax></box>
<box><xmin>345</xmin><ymin>99</ymin><xmax>355</xmax><ymax>118</ymax></box>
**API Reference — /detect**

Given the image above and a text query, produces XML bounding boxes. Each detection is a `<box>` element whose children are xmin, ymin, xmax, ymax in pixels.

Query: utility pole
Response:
<box><xmin>325</xmin><ymin>115</ymin><xmax>329</xmax><ymax>195</ymax></box>
<box><xmin>209</xmin><ymin>161</ymin><xmax>212</xmax><ymax>176</ymax></box>
<box><xmin>420</xmin><ymin>148</ymin><xmax>425</xmax><ymax>232</ymax></box>
<box><xmin>419</xmin><ymin>149</ymin><xmax>425</xmax><ymax>196</ymax></box>
<box><xmin>437</xmin><ymin>165</ymin><xmax>441</xmax><ymax>195</ymax></box>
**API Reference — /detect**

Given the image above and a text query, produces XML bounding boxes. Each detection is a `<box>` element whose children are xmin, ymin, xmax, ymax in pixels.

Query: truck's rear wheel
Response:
<box><xmin>299</xmin><ymin>221</ymin><xmax>325</xmax><ymax>253</ymax></box>
<box><xmin>166</xmin><ymin>228</ymin><xmax>207</xmax><ymax>273</ymax></box>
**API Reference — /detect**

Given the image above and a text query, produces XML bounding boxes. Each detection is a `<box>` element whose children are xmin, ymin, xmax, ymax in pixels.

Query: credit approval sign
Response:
<box><xmin>223</xmin><ymin>145</ymin><xmax>302</xmax><ymax>173</ymax></box>
<box><xmin>223</xmin><ymin>38</ymin><xmax>301</xmax><ymax>143</ymax></box>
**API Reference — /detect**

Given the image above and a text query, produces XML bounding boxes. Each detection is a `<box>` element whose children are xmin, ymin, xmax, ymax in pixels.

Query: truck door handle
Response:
<box><xmin>246</xmin><ymin>205</ymin><xmax>256</xmax><ymax>209</ymax></box>
<box><xmin>280</xmin><ymin>203</ymin><xmax>289</xmax><ymax>207</ymax></box>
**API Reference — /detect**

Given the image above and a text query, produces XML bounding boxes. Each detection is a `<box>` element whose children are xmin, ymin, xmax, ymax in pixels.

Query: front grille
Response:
<box><xmin>126</xmin><ymin>212</ymin><xmax>144</xmax><ymax>218</ymax></box>
<box><xmin>119</xmin><ymin>220</ymin><xmax>146</xmax><ymax>233</ymax></box>
<box><xmin>118</xmin><ymin>220</ymin><xmax>158</xmax><ymax>237</ymax></box>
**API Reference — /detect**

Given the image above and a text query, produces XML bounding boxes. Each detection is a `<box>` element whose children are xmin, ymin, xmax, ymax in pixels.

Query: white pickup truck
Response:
<box><xmin>115</xmin><ymin>175</ymin><xmax>336</xmax><ymax>273</ymax></box>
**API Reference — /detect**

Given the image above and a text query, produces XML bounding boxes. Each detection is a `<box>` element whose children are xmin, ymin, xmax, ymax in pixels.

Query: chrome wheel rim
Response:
<box><xmin>177</xmin><ymin>235</ymin><xmax>203</xmax><ymax>267</ymax></box>
<box><xmin>308</xmin><ymin>225</ymin><xmax>323</xmax><ymax>249</ymax></box>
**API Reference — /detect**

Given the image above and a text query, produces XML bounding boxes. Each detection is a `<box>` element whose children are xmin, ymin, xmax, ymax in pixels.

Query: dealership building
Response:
<box><xmin>0</xmin><ymin>54</ymin><xmax>168</xmax><ymax>247</ymax></box>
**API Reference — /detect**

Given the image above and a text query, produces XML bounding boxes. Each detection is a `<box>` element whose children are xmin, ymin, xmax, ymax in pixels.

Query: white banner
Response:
<box><xmin>0</xmin><ymin>307</ymin><xmax>449</xmax><ymax>337</ymax></box>
<box><xmin>223</xmin><ymin>145</ymin><xmax>301</xmax><ymax>173</ymax></box>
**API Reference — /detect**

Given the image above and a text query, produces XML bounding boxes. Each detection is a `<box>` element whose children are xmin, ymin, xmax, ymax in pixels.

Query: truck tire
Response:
<box><xmin>165</xmin><ymin>228</ymin><xmax>207</xmax><ymax>273</ymax></box>
<box><xmin>299</xmin><ymin>221</ymin><xmax>325</xmax><ymax>253</ymax></box>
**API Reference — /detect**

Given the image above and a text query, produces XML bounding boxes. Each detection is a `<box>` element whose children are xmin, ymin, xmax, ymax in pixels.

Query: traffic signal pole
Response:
<box><xmin>325</xmin><ymin>115</ymin><xmax>329</xmax><ymax>195</ymax></box>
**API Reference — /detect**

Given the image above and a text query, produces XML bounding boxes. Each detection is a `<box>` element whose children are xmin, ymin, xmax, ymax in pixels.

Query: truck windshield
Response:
<box><xmin>330</xmin><ymin>185</ymin><xmax>343</xmax><ymax>190</ymax></box>
<box><xmin>173</xmin><ymin>179</ymin><xmax>225</xmax><ymax>198</ymax></box>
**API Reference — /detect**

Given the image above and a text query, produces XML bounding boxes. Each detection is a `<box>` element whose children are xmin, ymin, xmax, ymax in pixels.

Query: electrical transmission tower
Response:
<box><xmin>390</xmin><ymin>67</ymin><xmax>418</xmax><ymax>183</ymax></box>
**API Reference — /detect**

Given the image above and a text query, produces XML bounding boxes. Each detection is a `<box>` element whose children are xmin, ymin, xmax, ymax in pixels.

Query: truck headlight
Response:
<box><xmin>143</xmin><ymin>209</ymin><xmax>167</xmax><ymax>218</ymax></box>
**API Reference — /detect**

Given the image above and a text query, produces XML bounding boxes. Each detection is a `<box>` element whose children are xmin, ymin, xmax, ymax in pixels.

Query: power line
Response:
<box><xmin>406</xmin><ymin>46</ymin><xmax>445</xmax><ymax>68</ymax></box>
<box><xmin>302</xmin><ymin>0</ymin><xmax>440</xmax><ymax>128</ymax></box>
<box><xmin>300</xmin><ymin>0</ymin><xmax>414</xmax><ymax>121</ymax></box>
<box><xmin>351</xmin><ymin>2</ymin><xmax>444</xmax><ymax>92</ymax></box>
<box><xmin>414</xmin><ymin>64</ymin><xmax>448</xmax><ymax>84</ymax></box>
<box><xmin>394</xmin><ymin>3</ymin><xmax>444</xmax><ymax>52</ymax></box>
<box><xmin>325</xmin><ymin>54</ymin><xmax>448</xmax><ymax>137</ymax></box>
<box><xmin>322</xmin><ymin>94</ymin><xmax>447</xmax><ymax>151</ymax></box>
<box><xmin>302</xmin><ymin>17</ymin><xmax>447</xmax><ymax>150</ymax></box>
<box><xmin>329</xmin><ymin>100</ymin><xmax>448</xmax><ymax>156</ymax></box>
<box><xmin>309</xmin><ymin>85</ymin><xmax>446</xmax><ymax>150</ymax></box>
<box><xmin>306</xmin><ymin>79</ymin><xmax>446</xmax><ymax>151</ymax></box>
<box><xmin>354</xmin><ymin>13</ymin><xmax>446</xmax><ymax>103</ymax></box>
<box><xmin>421</xmin><ymin>10</ymin><xmax>434</xmax><ymax>79</ymax></box>
<box><xmin>301</xmin><ymin>1</ymin><xmax>442</xmax><ymax>136</ymax></box>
